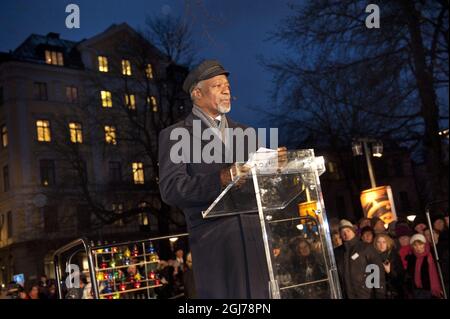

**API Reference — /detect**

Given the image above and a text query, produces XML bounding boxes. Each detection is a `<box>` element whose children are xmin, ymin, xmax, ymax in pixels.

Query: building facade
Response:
<box><xmin>0</xmin><ymin>23</ymin><xmax>190</xmax><ymax>286</ymax></box>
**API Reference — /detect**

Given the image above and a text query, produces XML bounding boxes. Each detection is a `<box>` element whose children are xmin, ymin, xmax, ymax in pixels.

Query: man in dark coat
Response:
<box><xmin>334</xmin><ymin>219</ymin><xmax>386</xmax><ymax>299</ymax></box>
<box><xmin>158</xmin><ymin>60</ymin><xmax>272</xmax><ymax>298</ymax></box>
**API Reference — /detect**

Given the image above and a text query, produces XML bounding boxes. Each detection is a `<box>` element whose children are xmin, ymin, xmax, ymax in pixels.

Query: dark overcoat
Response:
<box><xmin>158</xmin><ymin>113</ymin><xmax>269</xmax><ymax>298</ymax></box>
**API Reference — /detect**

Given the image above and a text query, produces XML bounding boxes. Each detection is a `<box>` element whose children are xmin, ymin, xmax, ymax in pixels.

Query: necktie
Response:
<box><xmin>215</xmin><ymin>119</ymin><xmax>221</xmax><ymax>127</ymax></box>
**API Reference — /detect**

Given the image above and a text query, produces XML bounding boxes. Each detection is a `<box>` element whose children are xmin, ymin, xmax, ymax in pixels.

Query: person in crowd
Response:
<box><xmin>183</xmin><ymin>252</ymin><xmax>197</xmax><ymax>299</ymax></box>
<box><xmin>358</xmin><ymin>217</ymin><xmax>371</xmax><ymax>230</ymax></box>
<box><xmin>371</xmin><ymin>217</ymin><xmax>386</xmax><ymax>234</ymax></box>
<box><xmin>331</xmin><ymin>230</ymin><xmax>342</xmax><ymax>248</ymax></box>
<box><xmin>413</xmin><ymin>216</ymin><xmax>427</xmax><ymax>234</ymax></box>
<box><xmin>432</xmin><ymin>214</ymin><xmax>447</xmax><ymax>234</ymax></box>
<box><xmin>424</xmin><ymin>227</ymin><xmax>440</xmax><ymax>245</ymax></box>
<box><xmin>272</xmin><ymin>238</ymin><xmax>293</xmax><ymax>287</ymax></box>
<box><xmin>65</xmin><ymin>275</ymin><xmax>89</xmax><ymax>299</ymax></box>
<box><xmin>405</xmin><ymin>233</ymin><xmax>443</xmax><ymax>299</ymax></box>
<box><xmin>174</xmin><ymin>248</ymin><xmax>185</xmax><ymax>273</ymax></box>
<box><xmin>394</xmin><ymin>223</ymin><xmax>413</xmax><ymax>269</ymax></box>
<box><xmin>46</xmin><ymin>280</ymin><xmax>57</xmax><ymax>299</ymax></box>
<box><xmin>38</xmin><ymin>274</ymin><xmax>49</xmax><ymax>299</ymax></box>
<box><xmin>27</xmin><ymin>282</ymin><xmax>40</xmax><ymax>299</ymax></box>
<box><xmin>360</xmin><ymin>226</ymin><xmax>375</xmax><ymax>244</ymax></box>
<box><xmin>293</xmin><ymin>239</ymin><xmax>326</xmax><ymax>283</ymax></box>
<box><xmin>334</xmin><ymin>219</ymin><xmax>386</xmax><ymax>299</ymax></box>
<box><xmin>373</xmin><ymin>233</ymin><xmax>405</xmax><ymax>298</ymax></box>
<box><xmin>433</xmin><ymin>214</ymin><xmax>449</xmax><ymax>298</ymax></box>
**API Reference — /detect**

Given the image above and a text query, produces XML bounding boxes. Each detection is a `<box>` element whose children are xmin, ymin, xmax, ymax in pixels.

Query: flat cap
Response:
<box><xmin>182</xmin><ymin>59</ymin><xmax>230</xmax><ymax>93</ymax></box>
<box><xmin>339</xmin><ymin>219</ymin><xmax>355</xmax><ymax>232</ymax></box>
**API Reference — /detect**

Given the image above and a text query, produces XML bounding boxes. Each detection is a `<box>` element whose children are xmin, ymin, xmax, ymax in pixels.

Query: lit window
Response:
<box><xmin>100</xmin><ymin>90</ymin><xmax>112</xmax><ymax>108</ymax></box>
<box><xmin>145</xmin><ymin>64</ymin><xmax>153</xmax><ymax>79</ymax></box>
<box><xmin>125</xmin><ymin>94</ymin><xmax>136</xmax><ymax>110</ymax></box>
<box><xmin>36</xmin><ymin>120</ymin><xmax>51</xmax><ymax>142</ymax></box>
<box><xmin>132</xmin><ymin>162</ymin><xmax>144</xmax><ymax>184</ymax></box>
<box><xmin>122</xmin><ymin>59</ymin><xmax>132</xmax><ymax>76</ymax></box>
<box><xmin>1</xmin><ymin>125</ymin><xmax>7</xmax><ymax>148</ymax></box>
<box><xmin>147</xmin><ymin>96</ymin><xmax>158</xmax><ymax>112</ymax></box>
<box><xmin>66</xmin><ymin>86</ymin><xmax>78</xmax><ymax>103</ymax></box>
<box><xmin>138</xmin><ymin>202</ymin><xmax>149</xmax><ymax>226</ymax></box>
<box><xmin>45</xmin><ymin>50</ymin><xmax>64</xmax><ymax>66</ymax></box>
<box><xmin>69</xmin><ymin>122</ymin><xmax>83</xmax><ymax>144</ymax></box>
<box><xmin>104</xmin><ymin>126</ymin><xmax>117</xmax><ymax>145</ymax></box>
<box><xmin>98</xmin><ymin>56</ymin><xmax>109</xmax><ymax>72</ymax></box>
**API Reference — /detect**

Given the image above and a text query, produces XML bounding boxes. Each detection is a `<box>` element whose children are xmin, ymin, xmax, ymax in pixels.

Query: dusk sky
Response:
<box><xmin>0</xmin><ymin>0</ymin><xmax>296</xmax><ymax>128</ymax></box>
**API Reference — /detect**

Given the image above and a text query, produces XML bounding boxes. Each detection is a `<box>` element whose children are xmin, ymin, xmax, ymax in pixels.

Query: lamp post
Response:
<box><xmin>352</xmin><ymin>138</ymin><xmax>383</xmax><ymax>188</ymax></box>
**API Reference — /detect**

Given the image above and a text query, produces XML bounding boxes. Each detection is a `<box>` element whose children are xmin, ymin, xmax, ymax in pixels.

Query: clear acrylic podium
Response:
<box><xmin>202</xmin><ymin>149</ymin><xmax>342</xmax><ymax>299</ymax></box>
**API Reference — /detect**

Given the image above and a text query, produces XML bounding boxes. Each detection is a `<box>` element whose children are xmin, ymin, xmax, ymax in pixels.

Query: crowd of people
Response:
<box><xmin>3</xmin><ymin>275</ymin><xmax>57</xmax><ymax>299</ymax></box>
<box><xmin>331</xmin><ymin>214</ymin><xmax>449</xmax><ymax>299</ymax></box>
<box><xmin>2</xmin><ymin>214</ymin><xmax>447</xmax><ymax>300</ymax></box>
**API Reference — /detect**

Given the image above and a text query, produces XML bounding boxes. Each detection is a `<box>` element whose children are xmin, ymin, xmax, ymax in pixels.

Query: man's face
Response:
<box><xmin>176</xmin><ymin>249</ymin><xmax>183</xmax><ymax>259</ymax></box>
<box><xmin>340</xmin><ymin>228</ymin><xmax>355</xmax><ymax>242</ymax></box>
<box><xmin>193</xmin><ymin>75</ymin><xmax>231</xmax><ymax>117</ymax></box>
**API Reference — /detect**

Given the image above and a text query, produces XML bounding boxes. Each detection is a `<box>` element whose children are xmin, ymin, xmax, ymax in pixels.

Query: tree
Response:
<box><xmin>263</xmin><ymin>0</ymin><xmax>448</xmax><ymax>206</ymax></box>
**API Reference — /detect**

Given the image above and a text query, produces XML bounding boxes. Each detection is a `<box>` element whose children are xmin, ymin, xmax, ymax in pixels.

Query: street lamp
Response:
<box><xmin>352</xmin><ymin>138</ymin><xmax>383</xmax><ymax>188</ymax></box>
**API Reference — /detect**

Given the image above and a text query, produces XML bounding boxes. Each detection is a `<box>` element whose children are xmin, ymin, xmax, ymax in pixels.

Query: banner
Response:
<box><xmin>360</xmin><ymin>186</ymin><xmax>397</xmax><ymax>224</ymax></box>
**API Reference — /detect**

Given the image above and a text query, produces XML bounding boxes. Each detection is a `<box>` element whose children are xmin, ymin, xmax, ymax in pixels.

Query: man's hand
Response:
<box><xmin>277</xmin><ymin>146</ymin><xmax>288</xmax><ymax>170</ymax></box>
<box><xmin>220</xmin><ymin>163</ymin><xmax>251</xmax><ymax>188</ymax></box>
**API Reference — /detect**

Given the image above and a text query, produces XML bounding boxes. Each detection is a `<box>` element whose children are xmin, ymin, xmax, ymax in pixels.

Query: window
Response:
<box><xmin>3</xmin><ymin>165</ymin><xmax>9</xmax><ymax>192</ymax></box>
<box><xmin>66</xmin><ymin>86</ymin><xmax>78</xmax><ymax>103</ymax></box>
<box><xmin>40</xmin><ymin>159</ymin><xmax>55</xmax><ymax>186</ymax></box>
<box><xmin>132</xmin><ymin>162</ymin><xmax>145</xmax><ymax>184</ymax></box>
<box><xmin>108</xmin><ymin>161</ymin><xmax>122</xmax><ymax>183</ymax></box>
<box><xmin>77</xmin><ymin>205</ymin><xmax>91</xmax><ymax>233</ymax></box>
<box><xmin>100</xmin><ymin>90</ymin><xmax>112</xmax><ymax>108</ymax></box>
<box><xmin>1</xmin><ymin>125</ymin><xmax>7</xmax><ymax>148</ymax></box>
<box><xmin>104</xmin><ymin>126</ymin><xmax>117</xmax><ymax>145</ymax></box>
<box><xmin>147</xmin><ymin>96</ymin><xmax>158</xmax><ymax>112</ymax></box>
<box><xmin>122</xmin><ymin>59</ymin><xmax>132</xmax><ymax>76</ymax></box>
<box><xmin>113</xmin><ymin>203</ymin><xmax>124</xmax><ymax>226</ymax></box>
<box><xmin>33</xmin><ymin>82</ymin><xmax>48</xmax><ymax>100</ymax></box>
<box><xmin>98</xmin><ymin>56</ymin><xmax>109</xmax><ymax>72</ymax></box>
<box><xmin>43</xmin><ymin>206</ymin><xmax>58</xmax><ymax>233</ymax></box>
<box><xmin>36</xmin><ymin>120</ymin><xmax>51</xmax><ymax>142</ymax></box>
<box><xmin>138</xmin><ymin>202</ymin><xmax>149</xmax><ymax>226</ymax></box>
<box><xmin>7</xmin><ymin>211</ymin><xmax>12</xmax><ymax>239</ymax></box>
<box><xmin>45</xmin><ymin>50</ymin><xmax>64</xmax><ymax>66</ymax></box>
<box><xmin>69</xmin><ymin>122</ymin><xmax>83</xmax><ymax>144</ymax></box>
<box><xmin>145</xmin><ymin>64</ymin><xmax>153</xmax><ymax>79</ymax></box>
<box><xmin>125</xmin><ymin>94</ymin><xmax>136</xmax><ymax>110</ymax></box>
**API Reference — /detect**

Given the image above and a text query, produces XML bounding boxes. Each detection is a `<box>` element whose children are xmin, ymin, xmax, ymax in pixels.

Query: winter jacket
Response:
<box><xmin>334</xmin><ymin>237</ymin><xmax>386</xmax><ymax>299</ymax></box>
